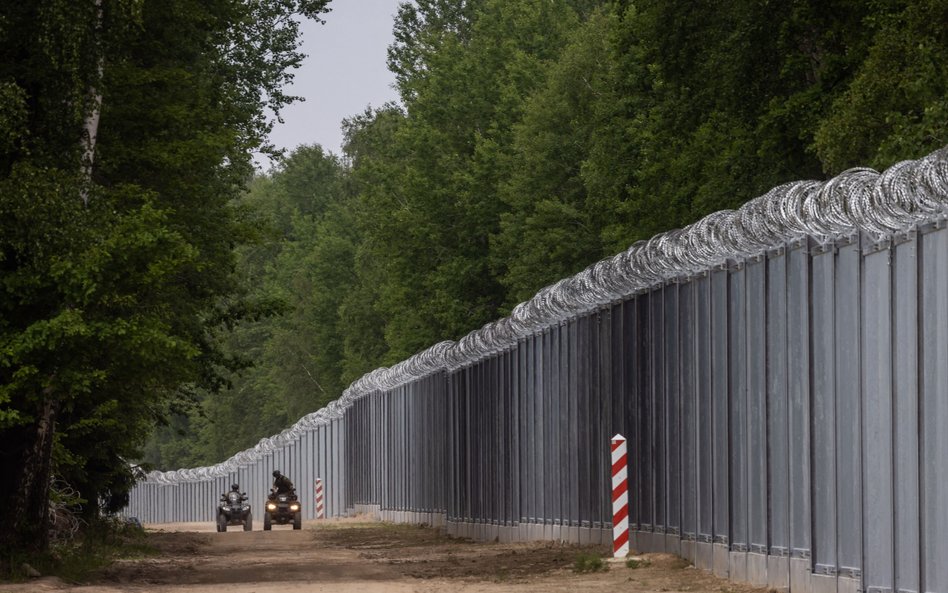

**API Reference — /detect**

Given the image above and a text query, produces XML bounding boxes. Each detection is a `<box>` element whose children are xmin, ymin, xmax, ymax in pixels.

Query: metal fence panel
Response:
<box><xmin>767</xmin><ymin>248</ymin><xmax>790</xmax><ymax>556</ymax></box>
<box><xmin>862</xmin><ymin>241</ymin><xmax>895</xmax><ymax>593</ymax></box>
<box><xmin>835</xmin><ymin>238</ymin><xmax>862</xmax><ymax>579</ymax></box>
<box><xmin>664</xmin><ymin>284</ymin><xmax>681</xmax><ymax>537</ymax></box>
<box><xmin>728</xmin><ymin>262</ymin><xmax>748</xmax><ymax>551</ymax></box>
<box><xmin>649</xmin><ymin>289</ymin><xmax>665</xmax><ymax>534</ymax></box>
<box><xmin>787</xmin><ymin>241</ymin><xmax>811</xmax><ymax>560</ymax></box>
<box><xmin>811</xmin><ymin>243</ymin><xmax>837</xmax><ymax>574</ymax></box>
<box><xmin>597</xmin><ymin>308</ymin><xmax>613</xmax><ymax>528</ymax></box>
<box><xmin>921</xmin><ymin>221</ymin><xmax>948</xmax><ymax>593</ymax></box>
<box><xmin>710</xmin><ymin>268</ymin><xmax>729</xmax><ymax>545</ymax></box>
<box><xmin>893</xmin><ymin>232</ymin><xmax>920</xmax><ymax>593</ymax></box>
<box><xmin>679</xmin><ymin>280</ymin><xmax>698</xmax><ymax>542</ymax></box>
<box><xmin>745</xmin><ymin>256</ymin><xmax>767</xmax><ymax>554</ymax></box>
<box><xmin>695</xmin><ymin>273</ymin><xmax>713</xmax><ymax>543</ymax></box>
<box><xmin>631</xmin><ymin>297</ymin><xmax>648</xmax><ymax>531</ymax></box>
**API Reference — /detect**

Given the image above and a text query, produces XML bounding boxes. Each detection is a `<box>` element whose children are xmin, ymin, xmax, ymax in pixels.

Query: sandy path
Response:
<box><xmin>0</xmin><ymin>519</ymin><xmax>770</xmax><ymax>593</ymax></box>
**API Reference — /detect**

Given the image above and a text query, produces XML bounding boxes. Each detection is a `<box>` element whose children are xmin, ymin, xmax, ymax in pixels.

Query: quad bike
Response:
<box><xmin>263</xmin><ymin>489</ymin><xmax>301</xmax><ymax>530</ymax></box>
<box><xmin>217</xmin><ymin>490</ymin><xmax>252</xmax><ymax>532</ymax></box>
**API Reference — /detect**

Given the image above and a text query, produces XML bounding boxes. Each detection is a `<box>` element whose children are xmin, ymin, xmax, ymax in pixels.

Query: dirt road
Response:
<box><xmin>0</xmin><ymin>518</ymin><xmax>771</xmax><ymax>593</ymax></box>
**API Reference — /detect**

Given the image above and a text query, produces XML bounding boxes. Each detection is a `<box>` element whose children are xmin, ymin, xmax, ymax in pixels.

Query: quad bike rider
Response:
<box><xmin>217</xmin><ymin>483</ymin><xmax>252</xmax><ymax>532</ymax></box>
<box><xmin>264</xmin><ymin>470</ymin><xmax>301</xmax><ymax>530</ymax></box>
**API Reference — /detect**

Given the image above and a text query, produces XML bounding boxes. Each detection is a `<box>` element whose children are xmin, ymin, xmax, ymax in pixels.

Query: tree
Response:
<box><xmin>142</xmin><ymin>144</ymin><xmax>356</xmax><ymax>470</ymax></box>
<box><xmin>352</xmin><ymin>0</ymin><xmax>586</xmax><ymax>361</ymax></box>
<box><xmin>252</xmin><ymin>146</ymin><xmax>354</xmax><ymax>420</ymax></box>
<box><xmin>388</xmin><ymin>0</ymin><xmax>482</xmax><ymax>102</ymax></box>
<box><xmin>813</xmin><ymin>0</ymin><xmax>948</xmax><ymax>172</ymax></box>
<box><xmin>491</xmin><ymin>7</ymin><xmax>619</xmax><ymax>306</ymax></box>
<box><xmin>0</xmin><ymin>0</ymin><xmax>330</xmax><ymax>552</ymax></box>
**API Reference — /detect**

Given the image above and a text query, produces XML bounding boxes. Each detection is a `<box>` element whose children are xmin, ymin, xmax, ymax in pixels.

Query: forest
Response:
<box><xmin>1</xmin><ymin>0</ymin><xmax>947</xmax><ymax>556</ymax></box>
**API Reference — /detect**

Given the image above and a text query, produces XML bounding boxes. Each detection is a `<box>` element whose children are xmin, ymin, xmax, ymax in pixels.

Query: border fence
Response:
<box><xmin>126</xmin><ymin>146</ymin><xmax>948</xmax><ymax>593</ymax></box>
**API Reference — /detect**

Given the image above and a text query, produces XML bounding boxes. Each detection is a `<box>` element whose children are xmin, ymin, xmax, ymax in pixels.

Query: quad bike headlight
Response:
<box><xmin>289</xmin><ymin>504</ymin><xmax>299</xmax><ymax>511</ymax></box>
<box><xmin>267</xmin><ymin>503</ymin><xmax>277</xmax><ymax>511</ymax></box>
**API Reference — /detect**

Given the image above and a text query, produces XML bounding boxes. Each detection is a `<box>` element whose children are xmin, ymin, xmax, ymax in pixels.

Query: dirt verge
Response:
<box><xmin>0</xmin><ymin>517</ymin><xmax>774</xmax><ymax>593</ymax></box>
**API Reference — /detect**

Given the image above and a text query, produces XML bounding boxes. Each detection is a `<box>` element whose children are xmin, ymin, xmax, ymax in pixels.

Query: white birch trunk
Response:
<box><xmin>81</xmin><ymin>0</ymin><xmax>105</xmax><ymax>203</ymax></box>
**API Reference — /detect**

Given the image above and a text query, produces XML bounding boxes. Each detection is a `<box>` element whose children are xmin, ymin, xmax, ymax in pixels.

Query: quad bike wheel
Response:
<box><xmin>218</xmin><ymin>513</ymin><xmax>227</xmax><ymax>533</ymax></box>
<box><xmin>293</xmin><ymin>511</ymin><xmax>301</xmax><ymax>530</ymax></box>
<box><xmin>244</xmin><ymin>511</ymin><xmax>252</xmax><ymax>531</ymax></box>
<box><xmin>263</xmin><ymin>512</ymin><xmax>272</xmax><ymax>531</ymax></box>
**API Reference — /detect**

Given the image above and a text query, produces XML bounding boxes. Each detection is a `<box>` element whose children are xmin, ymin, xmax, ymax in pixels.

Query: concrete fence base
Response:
<box><xmin>628</xmin><ymin>531</ymin><xmax>860</xmax><ymax>593</ymax></box>
<box><xmin>366</xmin><ymin>508</ymin><xmax>863</xmax><ymax>593</ymax></box>
<box><xmin>352</xmin><ymin>503</ymin><xmax>381</xmax><ymax>519</ymax></box>
<box><xmin>378</xmin><ymin>509</ymin><xmax>447</xmax><ymax>528</ymax></box>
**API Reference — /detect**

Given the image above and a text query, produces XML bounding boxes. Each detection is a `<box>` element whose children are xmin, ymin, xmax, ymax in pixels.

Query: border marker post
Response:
<box><xmin>612</xmin><ymin>434</ymin><xmax>629</xmax><ymax>558</ymax></box>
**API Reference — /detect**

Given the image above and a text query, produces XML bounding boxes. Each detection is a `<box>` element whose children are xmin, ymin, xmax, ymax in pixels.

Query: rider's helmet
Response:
<box><xmin>272</xmin><ymin>470</ymin><xmax>281</xmax><ymax>478</ymax></box>
<box><xmin>231</xmin><ymin>483</ymin><xmax>239</xmax><ymax>491</ymax></box>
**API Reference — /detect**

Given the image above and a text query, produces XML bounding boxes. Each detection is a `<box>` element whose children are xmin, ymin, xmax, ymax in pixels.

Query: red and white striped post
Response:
<box><xmin>611</xmin><ymin>434</ymin><xmax>629</xmax><ymax>558</ymax></box>
<box><xmin>315</xmin><ymin>478</ymin><xmax>325</xmax><ymax>519</ymax></box>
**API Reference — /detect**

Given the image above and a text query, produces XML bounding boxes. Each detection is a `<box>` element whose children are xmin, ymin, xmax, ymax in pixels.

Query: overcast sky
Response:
<box><xmin>258</xmin><ymin>0</ymin><xmax>404</xmax><ymax>170</ymax></box>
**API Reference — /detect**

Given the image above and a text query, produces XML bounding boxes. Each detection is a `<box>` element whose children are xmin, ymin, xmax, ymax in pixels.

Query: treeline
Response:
<box><xmin>0</xmin><ymin>0</ymin><xmax>330</xmax><ymax>553</ymax></box>
<box><xmin>147</xmin><ymin>0</ymin><xmax>948</xmax><ymax>469</ymax></box>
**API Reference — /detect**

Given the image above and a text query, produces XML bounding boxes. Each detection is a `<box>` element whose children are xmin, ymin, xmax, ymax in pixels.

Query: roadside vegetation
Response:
<box><xmin>573</xmin><ymin>552</ymin><xmax>608</xmax><ymax>573</ymax></box>
<box><xmin>0</xmin><ymin>518</ymin><xmax>154</xmax><ymax>583</ymax></box>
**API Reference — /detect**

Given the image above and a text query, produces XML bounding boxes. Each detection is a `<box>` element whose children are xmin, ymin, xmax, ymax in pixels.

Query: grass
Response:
<box><xmin>493</xmin><ymin>567</ymin><xmax>510</xmax><ymax>582</ymax></box>
<box><xmin>572</xmin><ymin>552</ymin><xmax>608</xmax><ymax>573</ymax></box>
<box><xmin>1</xmin><ymin>517</ymin><xmax>157</xmax><ymax>584</ymax></box>
<box><xmin>626</xmin><ymin>557</ymin><xmax>652</xmax><ymax>569</ymax></box>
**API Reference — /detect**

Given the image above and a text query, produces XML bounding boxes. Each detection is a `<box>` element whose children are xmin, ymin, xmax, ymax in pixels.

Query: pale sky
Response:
<box><xmin>259</xmin><ymin>0</ymin><xmax>404</xmax><ymax>169</ymax></box>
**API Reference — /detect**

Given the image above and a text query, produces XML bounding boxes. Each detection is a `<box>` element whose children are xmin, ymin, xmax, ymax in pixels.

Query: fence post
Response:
<box><xmin>612</xmin><ymin>434</ymin><xmax>629</xmax><ymax>558</ymax></box>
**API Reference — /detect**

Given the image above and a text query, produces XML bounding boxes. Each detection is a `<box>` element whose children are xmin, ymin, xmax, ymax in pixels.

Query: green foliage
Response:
<box><xmin>0</xmin><ymin>0</ymin><xmax>329</xmax><ymax>551</ymax></box>
<box><xmin>144</xmin><ymin>144</ymin><xmax>356</xmax><ymax>468</ymax></box>
<box><xmin>492</xmin><ymin>6</ymin><xmax>619</xmax><ymax>305</ymax></box>
<box><xmin>353</xmin><ymin>0</ymin><xmax>583</xmax><ymax>361</ymax></box>
<box><xmin>572</xmin><ymin>552</ymin><xmax>607</xmax><ymax>573</ymax></box>
<box><xmin>626</xmin><ymin>557</ymin><xmax>650</xmax><ymax>569</ymax></box>
<box><xmin>813</xmin><ymin>0</ymin><xmax>948</xmax><ymax>172</ymax></box>
<box><xmin>0</xmin><ymin>516</ymin><xmax>155</xmax><ymax>583</ymax></box>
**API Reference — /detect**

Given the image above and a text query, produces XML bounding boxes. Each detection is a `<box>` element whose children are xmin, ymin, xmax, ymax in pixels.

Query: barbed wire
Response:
<box><xmin>48</xmin><ymin>478</ymin><xmax>84</xmax><ymax>543</ymax></box>
<box><xmin>147</xmin><ymin>146</ymin><xmax>948</xmax><ymax>484</ymax></box>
